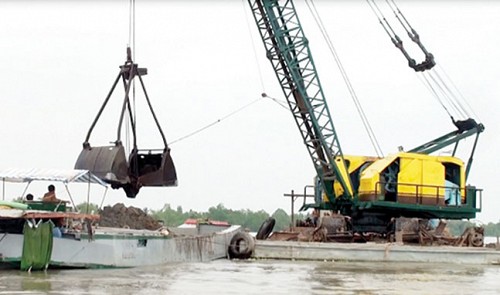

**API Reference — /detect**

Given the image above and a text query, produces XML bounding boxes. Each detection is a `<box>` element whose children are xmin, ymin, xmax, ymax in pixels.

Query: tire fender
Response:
<box><xmin>256</xmin><ymin>217</ymin><xmax>275</xmax><ymax>240</ymax></box>
<box><xmin>228</xmin><ymin>232</ymin><xmax>255</xmax><ymax>259</ymax></box>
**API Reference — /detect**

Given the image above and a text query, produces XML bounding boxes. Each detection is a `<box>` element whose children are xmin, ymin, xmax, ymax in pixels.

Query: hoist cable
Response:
<box><xmin>125</xmin><ymin>0</ymin><xmax>138</xmax><ymax>155</ymax></box>
<box><xmin>437</xmin><ymin>64</ymin><xmax>480</xmax><ymax>121</ymax></box>
<box><xmin>431</xmin><ymin>71</ymin><xmax>464</xmax><ymax>117</ymax></box>
<box><xmin>433</xmin><ymin>69</ymin><xmax>470</xmax><ymax>118</ymax></box>
<box><xmin>242</xmin><ymin>0</ymin><xmax>266</xmax><ymax>92</ymax></box>
<box><xmin>427</xmin><ymin>72</ymin><xmax>463</xmax><ymax>117</ymax></box>
<box><xmin>427</xmin><ymin>72</ymin><xmax>467</xmax><ymax>118</ymax></box>
<box><xmin>418</xmin><ymin>72</ymin><xmax>453</xmax><ymax>118</ymax></box>
<box><xmin>386</xmin><ymin>0</ymin><xmax>412</xmax><ymax>36</ymax></box>
<box><xmin>132</xmin><ymin>0</ymin><xmax>137</xmax><ymax>152</ymax></box>
<box><xmin>307</xmin><ymin>0</ymin><xmax>384</xmax><ymax>157</ymax></box>
<box><xmin>309</xmin><ymin>0</ymin><xmax>384</xmax><ymax>157</ymax></box>
<box><xmin>369</xmin><ymin>0</ymin><xmax>435</xmax><ymax>72</ymax></box>
<box><xmin>128</xmin><ymin>0</ymin><xmax>133</xmax><ymax>47</ymax></box>
<box><xmin>132</xmin><ymin>0</ymin><xmax>136</xmax><ymax>131</ymax></box>
<box><xmin>125</xmin><ymin>0</ymin><xmax>135</xmax><ymax>154</ymax></box>
<box><xmin>367</xmin><ymin>0</ymin><xmax>392</xmax><ymax>39</ymax></box>
<box><xmin>367</xmin><ymin>0</ymin><xmax>398</xmax><ymax>40</ymax></box>
<box><xmin>369</xmin><ymin>0</ymin><xmax>474</xmax><ymax>124</ymax></box>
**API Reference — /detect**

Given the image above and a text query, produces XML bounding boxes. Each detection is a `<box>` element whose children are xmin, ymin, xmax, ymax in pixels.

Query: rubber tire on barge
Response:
<box><xmin>228</xmin><ymin>232</ymin><xmax>255</xmax><ymax>259</ymax></box>
<box><xmin>256</xmin><ymin>217</ymin><xmax>275</xmax><ymax>240</ymax></box>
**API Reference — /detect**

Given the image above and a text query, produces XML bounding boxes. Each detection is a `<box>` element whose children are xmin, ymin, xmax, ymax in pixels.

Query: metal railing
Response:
<box><xmin>283</xmin><ymin>185</ymin><xmax>316</xmax><ymax>231</ymax></box>
<box><xmin>374</xmin><ymin>181</ymin><xmax>481</xmax><ymax>209</ymax></box>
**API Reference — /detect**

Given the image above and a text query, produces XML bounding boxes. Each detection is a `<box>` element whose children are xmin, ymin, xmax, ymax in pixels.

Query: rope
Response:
<box><xmin>169</xmin><ymin>3</ymin><xmax>288</xmax><ymax>147</ymax></box>
<box><xmin>170</xmin><ymin>96</ymin><xmax>263</xmax><ymax>145</ymax></box>
<box><xmin>263</xmin><ymin>93</ymin><xmax>289</xmax><ymax>111</ymax></box>
<box><xmin>169</xmin><ymin>92</ymin><xmax>298</xmax><ymax>146</ymax></box>
<box><xmin>307</xmin><ymin>0</ymin><xmax>384</xmax><ymax>157</ymax></box>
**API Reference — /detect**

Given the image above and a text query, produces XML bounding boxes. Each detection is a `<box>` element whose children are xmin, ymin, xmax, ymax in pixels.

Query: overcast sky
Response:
<box><xmin>0</xmin><ymin>1</ymin><xmax>498</xmax><ymax>222</ymax></box>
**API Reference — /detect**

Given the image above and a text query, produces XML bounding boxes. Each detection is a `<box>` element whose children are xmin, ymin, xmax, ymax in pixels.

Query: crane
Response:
<box><xmin>247</xmin><ymin>0</ymin><xmax>482</xmax><ymax>233</ymax></box>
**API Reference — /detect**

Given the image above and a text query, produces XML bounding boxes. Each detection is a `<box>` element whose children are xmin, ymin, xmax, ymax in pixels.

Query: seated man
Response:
<box><xmin>42</xmin><ymin>184</ymin><xmax>63</xmax><ymax>203</ymax></box>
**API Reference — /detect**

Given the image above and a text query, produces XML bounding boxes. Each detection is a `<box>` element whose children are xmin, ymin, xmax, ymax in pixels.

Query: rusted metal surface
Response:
<box><xmin>396</xmin><ymin>218</ymin><xmax>484</xmax><ymax>247</ymax></box>
<box><xmin>268</xmin><ymin>229</ymin><xmax>300</xmax><ymax>241</ymax></box>
<box><xmin>269</xmin><ymin>215</ymin><xmax>486</xmax><ymax>249</ymax></box>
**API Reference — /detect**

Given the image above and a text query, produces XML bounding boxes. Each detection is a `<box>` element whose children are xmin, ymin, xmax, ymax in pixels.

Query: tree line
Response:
<box><xmin>447</xmin><ymin>220</ymin><xmax>500</xmax><ymax>237</ymax></box>
<box><xmin>67</xmin><ymin>201</ymin><xmax>500</xmax><ymax>237</ymax></box>
<box><xmin>149</xmin><ymin>203</ymin><xmax>300</xmax><ymax>232</ymax></box>
<box><xmin>149</xmin><ymin>203</ymin><xmax>500</xmax><ymax>237</ymax></box>
<box><xmin>13</xmin><ymin>195</ymin><xmax>499</xmax><ymax>235</ymax></box>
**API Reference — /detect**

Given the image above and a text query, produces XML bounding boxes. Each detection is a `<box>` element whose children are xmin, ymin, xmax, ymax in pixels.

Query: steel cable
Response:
<box><xmin>307</xmin><ymin>0</ymin><xmax>384</xmax><ymax>157</ymax></box>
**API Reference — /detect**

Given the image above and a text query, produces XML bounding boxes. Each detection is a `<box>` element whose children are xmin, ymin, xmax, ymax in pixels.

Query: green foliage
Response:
<box><xmin>151</xmin><ymin>204</ymin><xmax>187</xmax><ymax>227</ymax></box>
<box><xmin>76</xmin><ymin>202</ymin><xmax>99</xmax><ymax>214</ymax></box>
<box><xmin>484</xmin><ymin>222</ymin><xmax>500</xmax><ymax>237</ymax></box>
<box><xmin>446</xmin><ymin>220</ymin><xmax>500</xmax><ymax>237</ymax></box>
<box><xmin>272</xmin><ymin>208</ymin><xmax>292</xmax><ymax>231</ymax></box>
<box><xmin>151</xmin><ymin>203</ymin><xmax>299</xmax><ymax>232</ymax></box>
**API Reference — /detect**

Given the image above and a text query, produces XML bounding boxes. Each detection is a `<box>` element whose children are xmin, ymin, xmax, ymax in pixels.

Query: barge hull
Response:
<box><xmin>253</xmin><ymin>240</ymin><xmax>500</xmax><ymax>265</ymax></box>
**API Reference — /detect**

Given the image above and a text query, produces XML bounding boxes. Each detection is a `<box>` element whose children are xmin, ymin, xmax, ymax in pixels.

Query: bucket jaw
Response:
<box><xmin>129</xmin><ymin>149</ymin><xmax>177</xmax><ymax>187</ymax></box>
<box><xmin>76</xmin><ymin>47</ymin><xmax>177</xmax><ymax>198</ymax></box>
<box><xmin>75</xmin><ymin>145</ymin><xmax>177</xmax><ymax>198</ymax></box>
<box><xmin>74</xmin><ymin>144</ymin><xmax>129</xmax><ymax>185</ymax></box>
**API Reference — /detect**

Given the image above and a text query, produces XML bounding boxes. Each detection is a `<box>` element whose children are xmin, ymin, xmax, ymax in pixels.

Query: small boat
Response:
<box><xmin>0</xmin><ymin>168</ymin><xmax>240</xmax><ymax>270</ymax></box>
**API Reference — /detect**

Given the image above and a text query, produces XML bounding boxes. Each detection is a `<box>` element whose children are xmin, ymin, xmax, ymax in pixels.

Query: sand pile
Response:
<box><xmin>98</xmin><ymin>203</ymin><xmax>162</xmax><ymax>230</ymax></box>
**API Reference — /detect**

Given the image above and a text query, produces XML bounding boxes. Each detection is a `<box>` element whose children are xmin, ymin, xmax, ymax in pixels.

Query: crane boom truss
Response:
<box><xmin>248</xmin><ymin>0</ymin><xmax>353</xmax><ymax>201</ymax></box>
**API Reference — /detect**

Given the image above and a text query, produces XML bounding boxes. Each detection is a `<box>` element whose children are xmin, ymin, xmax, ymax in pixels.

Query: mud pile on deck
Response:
<box><xmin>98</xmin><ymin>203</ymin><xmax>162</xmax><ymax>230</ymax></box>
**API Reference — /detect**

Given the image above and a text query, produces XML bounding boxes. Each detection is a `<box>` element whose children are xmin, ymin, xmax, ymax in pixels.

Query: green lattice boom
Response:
<box><xmin>248</xmin><ymin>0</ymin><xmax>353</xmax><ymax>204</ymax></box>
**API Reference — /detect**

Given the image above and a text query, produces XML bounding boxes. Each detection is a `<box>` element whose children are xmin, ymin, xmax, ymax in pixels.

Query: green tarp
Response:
<box><xmin>21</xmin><ymin>221</ymin><xmax>53</xmax><ymax>271</ymax></box>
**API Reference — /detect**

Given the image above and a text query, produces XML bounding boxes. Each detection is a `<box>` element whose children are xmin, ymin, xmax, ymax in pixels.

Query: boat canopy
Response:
<box><xmin>0</xmin><ymin>168</ymin><xmax>108</xmax><ymax>186</ymax></box>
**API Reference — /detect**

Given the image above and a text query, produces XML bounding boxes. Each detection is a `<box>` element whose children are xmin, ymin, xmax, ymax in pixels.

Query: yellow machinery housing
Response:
<box><xmin>348</xmin><ymin>152</ymin><xmax>465</xmax><ymax>206</ymax></box>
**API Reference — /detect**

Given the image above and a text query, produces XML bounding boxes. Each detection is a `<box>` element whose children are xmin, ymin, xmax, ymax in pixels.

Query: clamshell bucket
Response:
<box><xmin>129</xmin><ymin>149</ymin><xmax>177</xmax><ymax>187</ymax></box>
<box><xmin>75</xmin><ymin>144</ymin><xmax>129</xmax><ymax>185</ymax></box>
<box><xmin>76</xmin><ymin>47</ymin><xmax>177</xmax><ymax>198</ymax></box>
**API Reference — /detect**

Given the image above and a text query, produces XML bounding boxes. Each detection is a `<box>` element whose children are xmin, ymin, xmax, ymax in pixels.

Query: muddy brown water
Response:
<box><xmin>0</xmin><ymin>259</ymin><xmax>499</xmax><ymax>295</ymax></box>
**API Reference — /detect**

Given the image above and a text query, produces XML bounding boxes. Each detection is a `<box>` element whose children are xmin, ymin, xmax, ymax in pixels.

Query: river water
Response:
<box><xmin>0</xmin><ymin>259</ymin><xmax>499</xmax><ymax>295</ymax></box>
